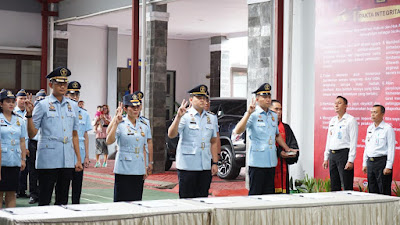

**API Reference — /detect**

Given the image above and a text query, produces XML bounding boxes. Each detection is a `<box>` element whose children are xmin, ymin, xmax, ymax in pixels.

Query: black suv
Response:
<box><xmin>165</xmin><ymin>97</ymin><xmax>247</xmax><ymax>179</ymax></box>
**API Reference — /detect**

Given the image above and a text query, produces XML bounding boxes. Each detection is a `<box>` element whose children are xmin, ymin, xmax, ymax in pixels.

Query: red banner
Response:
<box><xmin>314</xmin><ymin>0</ymin><xmax>400</xmax><ymax>182</ymax></box>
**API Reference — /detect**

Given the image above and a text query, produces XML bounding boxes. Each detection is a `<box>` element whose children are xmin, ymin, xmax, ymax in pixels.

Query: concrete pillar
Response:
<box><xmin>145</xmin><ymin>4</ymin><xmax>169</xmax><ymax>173</ymax></box>
<box><xmin>53</xmin><ymin>24</ymin><xmax>68</xmax><ymax>69</ymax></box>
<box><xmin>209</xmin><ymin>36</ymin><xmax>230</xmax><ymax>97</ymax></box>
<box><xmin>107</xmin><ymin>27</ymin><xmax>118</xmax><ymax>113</ymax></box>
<box><xmin>247</xmin><ymin>0</ymin><xmax>275</xmax><ymax>95</ymax></box>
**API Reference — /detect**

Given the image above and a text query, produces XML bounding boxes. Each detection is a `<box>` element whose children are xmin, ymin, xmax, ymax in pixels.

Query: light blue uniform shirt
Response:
<box><xmin>14</xmin><ymin>106</ymin><xmax>29</xmax><ymax>149</ymax></box>
<box><xmin>32</xmin><ymin>100</ymin><xmax>44</xmax><ymax>141</ymax></box>
<box><xmin>75</xmin><ymin>103</ymin><xmax>92</xmax><ymax>164</ymax></box>
<box><xmin>139</xmin><ymin>116</ymin><xmax>152</xmax><ymax>164</ymax></box>
<box><xmin>0</xmin><ymin>113</ymin><xmax>27</xmax><ymax>167</ymax></box>
<box><xmin>176</xmin><ymin>107</ymin><xmax>217</xmax><ymax>171</ymax></box>
<box><xmin>246</xmin><ymin>106</ymin><xmax>279</xmax><ymax>168</ymax></box>
<box><xmin>114</xmin><ymin>118</ymin><xmax>148</xmax><ymax>175</ymax></box>
<box><xmin>363</xmin><ymin>121</ymin><xmax>396</xmax><ymax>169</ymax></box>
<box><xmin>32</xmin><ymin>95</ymin><xmax>79</xmax><ymax>169</ymax></box>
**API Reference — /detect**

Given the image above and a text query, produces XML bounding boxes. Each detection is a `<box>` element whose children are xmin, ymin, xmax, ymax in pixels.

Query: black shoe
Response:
<box><xmin>29</xmin><ymin>197</ymin><xmax>38</xmax><ymax>204</ymax></box>
<box><xmin>17</xmin><ymin>192</ymin><xmax>28</xmax><ymax>198</ymax></box>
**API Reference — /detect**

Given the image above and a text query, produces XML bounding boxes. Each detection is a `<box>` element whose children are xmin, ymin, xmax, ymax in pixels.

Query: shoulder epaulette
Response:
<box><xmin>139</xmin><ymin>119</ymin><xmax>147</xmax><ymax>126</ymax></box>
<box><xmin>207</xmin><ymin>111</ymin><xmax>215</xmax><ymax>115</ymax></box>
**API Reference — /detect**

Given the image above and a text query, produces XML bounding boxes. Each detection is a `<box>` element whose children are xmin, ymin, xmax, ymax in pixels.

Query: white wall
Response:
<box><xmin>117</xmin><ymin>35</ymin><xmax>210</xmax><ymax>105</ymax></box>
<box><xmin>284</xmin><ymin>0</ymin><xmax>315</xmax><ymax>180</ymax></box>
<box><xmin>67</xmin><ymin>24</ymin><xmax>108</xmax><ymax>120</ymax></box>
<box><xmin>0</xmin><ymin>10</ymin><xmax>41</xmax><ymax>48</ymax></box>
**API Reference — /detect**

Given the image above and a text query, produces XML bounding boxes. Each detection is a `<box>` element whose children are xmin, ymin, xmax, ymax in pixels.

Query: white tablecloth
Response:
<box><xmin>0</xmin><ymin>200</ymin><xmax>212</xmax><ymax>225</ymax></box>
<box><xmin>182</xmin><ymin>192</ymin><xmax>400</xmax><ymax>225</ymax></box>
<box><xmin>0</xmin><ymin>192</ymin><xmax>399</xmax><ymax>225</ymax></box>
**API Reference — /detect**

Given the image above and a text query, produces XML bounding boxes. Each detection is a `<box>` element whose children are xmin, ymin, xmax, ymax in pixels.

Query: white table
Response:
<box><xmin>182</xmin><ymin>192</ymin><xmax>400</xmax><ymax>225</ymax></box>
<box><xmin>1</xmin><ymin>192</ymin><xmax>399</xmax><ymax>225</ymax></box>
<box><xmin>0</xmin><ymin>200</ymin><xmax>213</xmax><ymax>225</ymax></box>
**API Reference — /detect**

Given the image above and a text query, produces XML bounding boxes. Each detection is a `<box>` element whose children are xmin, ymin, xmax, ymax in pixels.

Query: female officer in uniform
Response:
<box><xmin>106</xmin><ymin>93</ymin><xmax>148</xmax><ymax>202</ymax></box>
<box><xmin>0</xmin><ymin>90</ymin><xmax>27</xmax><ymax>208</ymax></box>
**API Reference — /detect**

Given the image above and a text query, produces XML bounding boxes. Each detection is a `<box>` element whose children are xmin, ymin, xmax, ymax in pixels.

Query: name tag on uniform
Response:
<box><xmin>257</xmin><ymin>120</ymin><xmax>264</xmax><ymax>122</ymax></box>
<box><xmin>190</xmin><ymin>121</ymin><xmax>196</xmax><ymax>124</ymax></box>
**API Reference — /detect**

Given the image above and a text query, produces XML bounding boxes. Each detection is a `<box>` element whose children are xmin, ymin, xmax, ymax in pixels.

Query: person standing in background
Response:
<box><xmin>269</xmin><ymin>100</ymin><xmax>299</xmax><ymax>194</ymax></box>
<box><xmin>66</xmin><ymin>81</ymin><xmax>91</xmax><ymax>204</ymax></box>
<box><xmin>26</xmin><ymin>89</ymin><xmax>47</xmax><ymax>204</ymax></box>
<box><xmin>94</xmin><ymin>105</ymin><xmax>111</xmax><ymax>167</ymax></box>
<box><xmin>14</xmin><ymin>89</ymin><xmax>29</xmax><ymax>198</ymax></box>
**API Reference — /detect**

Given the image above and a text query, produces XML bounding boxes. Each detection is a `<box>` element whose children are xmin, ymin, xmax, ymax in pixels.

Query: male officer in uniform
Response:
<box><xmin>26</xmin><ymin>89</ymin><xmax>47</xmax><ymax>204</ymax></box>
<box><xmin>14</xmin><ymin>89</ymin><xmax>29</xmax><ymax>198</ymax></box>
<box><xmin>66</xmin><ymin>81</ymin><xmax>91</xmax><ymax>204</ymax></box>
<box><xmin>168</xmin><ymin>85</ymin><xmax>219</xmax><ymax>198</ymax></box>
<box><xmin>133</xmin><ymin>91</ymin><xmax>154</xmax><ymax>173</ymax></box>
<box><xmin>322</xmin><ymin>96</ymin><xmax>358</xmax><ymax>191</ymax></box>
<box><xmin>234</xmin><ymin>83</ymin><xmax>297</xmax><ymax>195</ymax></box>
<box><xmin>25</xmin><ymin>67</ymin><xmax>83</xmax><ymax>206</ymax></box>
<box><xmin>362</xmin><ymin>105</ymin><xmax>395</xmax><ymax>195</ymax></box>
<box><xmin>204</xmin><ymin>92</ymin><xmax>221</xmax><ymax>157</ymax></box>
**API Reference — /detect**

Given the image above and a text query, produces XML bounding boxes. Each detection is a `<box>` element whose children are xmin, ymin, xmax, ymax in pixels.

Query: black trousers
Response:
<box><xmin>177</xmin><ymin>170</ymin><xmax>212</xmax><ymax>198</ymax></box>
<box><xmin>28</xmin><ymin>140</ymin><xmax>39</xmax><ymax>199</ymax></box>
<box><xmin>18</xmin><ymin>162</ymin><xmax>28</xmax><ymax>194</ymax></box>
<box><xmin>71</xmin><ymin>169</ymin><xmax>84</xmax><ymax>204</ymax></box>
<box><xmin>329</xmin><ymin>149</ymin><xmax>354</xmax><ymax>191</ymax></box>
<box><xmin>367</xmin><ymin>156</ymin><xmax>392</xmax><ymax>195</ymax></box>
<box><xmin>114</xmin><ymin>174</ymin><xmax>144</xmax><ymax>202</ymax></box>
<box><xmin>248</xmin><ymin>166</ymin><xmax>275</xmax><ymax>195</ymax></box>
<box><xmin>38</xmin><ymin>168</ymin><xmax>74</xmax><ymax>206</ymax></box>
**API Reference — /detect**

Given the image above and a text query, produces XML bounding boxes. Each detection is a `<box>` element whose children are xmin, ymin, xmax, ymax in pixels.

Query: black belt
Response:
<box><xmin>368</xmin><ymin>156</ymin><xmax>387</xmax><ymax>162</ymax></box>
<box><xmin>330</xmin><ymin>148</ymin><xmax>349</xmax><ymax>154</ymax></box>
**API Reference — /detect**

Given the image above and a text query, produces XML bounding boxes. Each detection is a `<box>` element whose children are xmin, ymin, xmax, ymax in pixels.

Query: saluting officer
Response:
<box><xmin>168</xmin><ymin>85</ymin><xmax>219</xmax><ymax>198</ymax></box>
<box><xmin>106</xmin><ymin>94</ymin><xmax>148</xmax><ymax>201</ymax></box>
<box><xmin>234</xmin><ymin>83</ymin><xmax>297</xmax><ymax>195</ymax></box>
<box><xmin>0</xmin><ymin>90</ymin><xmax>27</xmax><ymax>208</ymax></box>
<box><xmin>14</xmin><ymin>89</ymin><xmax>29</xmax><ymax>198</ymax></box>
<box><xmin>133</xmin><ymin>91</ymin><xmax>154</xmax><ymax>173</ymax></box>
<box><xmin>66</xmin><ymin>81</ymin><xmax>92</xmax><ymax>204</ymax></box>
<box><xmin>25</xmin><ymin>67</ymin><xmax>83</xmax><ymax>206</ymax></box>
<box><xmin>323</xmin><ymin>96</ymin><xmax>358</xmax><ymax>191</ymax></box>
<box><xmin>362</xmin><ymin>105</ymin><xmax>395</xmax><ymax>195</ymax></box>
<box><xmin>26</xmin><ymin>89</ymin><xmax>47</xmax><ymax>204</ymax></box>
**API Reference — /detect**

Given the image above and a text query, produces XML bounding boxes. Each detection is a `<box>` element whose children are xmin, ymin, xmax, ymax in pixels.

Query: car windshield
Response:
<box><xmin>210</xmin><ymin>100</ymin><xmax>247</xmax><ymax>116</ymax></box>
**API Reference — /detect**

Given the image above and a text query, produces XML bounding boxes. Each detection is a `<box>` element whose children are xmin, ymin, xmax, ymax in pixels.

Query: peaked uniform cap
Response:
<box><xmin>0</xmin><ymin>90</ymin><xmax>15</xmax><ymax>101</ymax></box>
<box><xmin>252</xmin><ymin>83</ymin><xmax>272</xmax><ymax>96</ymax></box>
<box><xmin>46</xmin><ymin>67</ymin><xmax>71</xmax><ymax>82</ymax></box>
<box><xmin>36</xmin><ymin>89</ymin><xmax>47</xmax><ymax>97</ymax></box>
<box><xmin>133</xmin><ymin>91</ymin><xmax>144</xmax><ymax>101</ymax></box>
<box><xmin>67</xmin><ymin>81</ymin><xmax>81</xmax><ymax>93</ymax></box>
<box><xmin>123</xmin><ymin>93</ymin><xmax>141</xmax><ymax>106</ymax></box>
<box><xmin>188</xmin><ymin>84</ymin><xmax>208</xmax><ymax>97</ymax></box>
<box><xmin>16</xmin><ymin>89</ymin><xmax>27</xmax><ymax>97</ymax></box>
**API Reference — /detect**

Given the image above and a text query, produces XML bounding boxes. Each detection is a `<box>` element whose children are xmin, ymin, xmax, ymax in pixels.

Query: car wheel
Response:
<box><xmin>217</xmin><ymin>145</ymin><xmax>241</xmax><ymax>180</ymax></box>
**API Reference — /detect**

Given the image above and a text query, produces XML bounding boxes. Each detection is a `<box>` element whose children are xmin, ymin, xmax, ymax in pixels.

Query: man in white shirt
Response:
<box><xmin>362</xmin><ymin>105</ymin><xmax>395</xmax><ymax>195</ymax></box>
<box><xmin>323</xmin><ymin>96</ymin><xmax>358</xmax><ymax>191</ymax></box>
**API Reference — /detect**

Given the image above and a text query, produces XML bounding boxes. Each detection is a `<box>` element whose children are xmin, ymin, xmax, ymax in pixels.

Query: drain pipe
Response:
<box><xmin>39</xmin><ymin>0</ymin><xmax>58</xmax><ymax>90</ymax></box>
<box><xmin>131</xmin><ymin>0</ymin><xmax>140</xmax><ymax>93</ymax></box>
<box><xmin>140</xmin><ymin>0</ymin><xmax>147</xmax><ymax>108</ymax></box>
